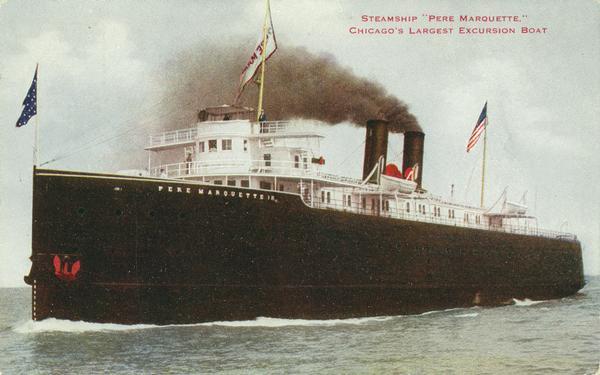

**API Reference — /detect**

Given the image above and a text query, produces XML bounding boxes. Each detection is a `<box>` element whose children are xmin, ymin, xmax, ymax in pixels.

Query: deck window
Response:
<box><xmin>208</xmin><ymin>139</ymin><xmax>217</xmax><ymax>152</ymax></box>
<box><xmin>227</xmin><ymin>180</ymin><xmax>236</xmax><ymax>187</ymax></box>
<box><xmin>259</xmin><ymin>181</ymin><xmax>272</xmax><ymax>190</ymax></box>
<box><xmin>321</xmin><ymin>191</ymin><xmax>325</xmax><ymax>202</ymax></box>
<box><xmin>263</xmin><ymin>154</ymin><xmax>271</xmax><ymax>167</ymax></box>
<box><xmin>362</xmin><ymin>197</ymin><xmax>366</xmax><ymax>209</ymax></box>
<box><xmin>294</xmin><ymin>155</ymin><xmax>300</xmax><ymax>168</ymax></box>
<box><xmin>243</xmin><ymin>139</ymin><xmax>248</xmax><ymax>152</ymax></box>
<box><xmin>347</xmin><ymin>195</ymin><xmax>352</xmax><ymax>207</ymax></box>
<box><xmin>406</xmin><ymin>202</ymin><xmax>410</xmax><ymax>213</ymax></box>
<box><xmin>198</xmin><ymin>141</ymin><xmax>205</xmax><ymax>153</ymax></box>
<box><xmin>222</xmin><ymin>139</ymin><xmax>232</xmax><ymax>151</ymax></box>
<box><xmin>241</xmin><ymin>180</ymin><xmax>249</xmax><ymax>188</ymax></box>
<box><xmin>213</xmin><ymin>180</ymin><xmax>222</xmax><ymax>185</ymax></box>
<box><xmin>327</xmin><ymin>192</ymin><xmax>331</xmax><ymax>204</ymax></box>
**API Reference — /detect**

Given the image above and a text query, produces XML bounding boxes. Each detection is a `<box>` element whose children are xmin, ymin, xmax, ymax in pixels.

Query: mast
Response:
<box><xmin>480</xmin><ymin>111</ymin><xmax>487</xmax><ymax>208</ymax></box>
<box><xmin>256</xmin><ymin>0</ymin><xmax>270</xmax><ymax>122</ymax></box>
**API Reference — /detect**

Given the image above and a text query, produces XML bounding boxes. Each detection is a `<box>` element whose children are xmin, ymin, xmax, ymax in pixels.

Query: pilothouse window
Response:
<box><xmin>208</xmin><ymin>139</ymin><xmax>217</xmax><ymax>152</ymax></box>
<box><xmin>222</xmin><ymin>139</ymin><xmax>232</xmax><ymax>151</ymax></box>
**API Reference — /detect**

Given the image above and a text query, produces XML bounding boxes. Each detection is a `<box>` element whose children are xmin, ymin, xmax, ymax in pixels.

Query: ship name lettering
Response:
<box><xmin>158</xmin><ymin>184</ymin><xmax>276</xmax><ymax>203</ymax></box>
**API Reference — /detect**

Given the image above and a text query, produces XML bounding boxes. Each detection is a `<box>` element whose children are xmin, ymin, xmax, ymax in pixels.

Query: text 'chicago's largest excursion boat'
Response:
<box><xmin>23</xmin><ymin>2</ymin><xmax>584</xmax><ymax>325</ymax></box>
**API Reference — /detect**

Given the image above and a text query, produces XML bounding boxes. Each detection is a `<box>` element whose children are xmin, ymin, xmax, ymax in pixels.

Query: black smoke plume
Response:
<box><xmin>159</xmin><ymin>42</ymin><xmax>420</xmax><ymax>133</ymax></box>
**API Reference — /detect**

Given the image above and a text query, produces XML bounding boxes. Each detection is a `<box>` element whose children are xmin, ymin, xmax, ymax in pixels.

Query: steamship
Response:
<box><xmin>24</xmin><ymin>104</ymin><xmax>585</xmax><ymax>324</ymax></box>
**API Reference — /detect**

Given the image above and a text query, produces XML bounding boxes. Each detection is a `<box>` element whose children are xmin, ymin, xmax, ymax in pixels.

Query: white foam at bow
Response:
<box><xmin>13</xmin><ymin>318</ymin><xmax>159</xmax><ymax>333</ymax></box>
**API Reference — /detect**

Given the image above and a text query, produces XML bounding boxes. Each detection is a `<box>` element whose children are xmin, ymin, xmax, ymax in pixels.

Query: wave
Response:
<box><xmin>199</xmin><ymin>316</ymin><xmax>393</xmax><ymax>327</ymax></box>
<box><xmin>454</xmin><ymin>312</ymin><xmax>479</xmax><ymax>318</ymax></box>
<box><xmin>13</xmin><ymin>315</ymin><xmax>393</xmax><ymax>333</ymax></box>
<box><xmin>13</xmin><ymin>318</ymin><xmax>160</xmax><ymax>334</ymax></box>
<box><xmin>418</xmin><ymin>307</ymin><xmax>465</xmax><ymax>316</ymax></box>
<box><xmin>512</xmin><ymin>298</ymin><xmax>548</xmax><ymax>306</ymax></box>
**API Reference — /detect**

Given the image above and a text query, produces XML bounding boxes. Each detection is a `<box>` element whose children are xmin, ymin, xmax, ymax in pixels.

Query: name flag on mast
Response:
<box><xmin>235</xmin><ymin>1</ymin><xmax>277</xmax><ymax>102</ymax></box>
<box><xmin>466</xmin><ymin>101</ymin><xmax>488</xmax><ymax>152</ymax></box>
<box><xmin>16</xmin><ymin>65</ymin><xmax>38</xmax><ymax>127</ymax></box>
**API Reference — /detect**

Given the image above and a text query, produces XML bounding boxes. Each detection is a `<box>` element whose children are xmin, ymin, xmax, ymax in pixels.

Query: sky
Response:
<box><xmin>0</xmin><ymin>0</ymin><xmax>598</xmax><ymax>286</ymax></box>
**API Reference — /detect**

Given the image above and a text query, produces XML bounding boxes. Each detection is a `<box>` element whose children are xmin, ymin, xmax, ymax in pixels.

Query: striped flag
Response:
<box><xmin>466</xmin><ymin>102</ymin><xmax>488</xmax><ymax>152</ymax></box>
<box><xmin>235</xmin><ymin>0</ymin><xmax>277</xmax><ymax>102</ymax></box>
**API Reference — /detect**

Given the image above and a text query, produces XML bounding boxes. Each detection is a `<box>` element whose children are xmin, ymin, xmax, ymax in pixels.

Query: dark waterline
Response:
<box><xmin>1</xmin><ymin>277</ymin><xmax>598</xmax><ymax>374</ymax></box>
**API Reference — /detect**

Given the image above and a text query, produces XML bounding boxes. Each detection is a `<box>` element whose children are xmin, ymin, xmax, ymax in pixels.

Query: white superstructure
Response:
<box><xmin>143</xmin><ymin>105</ymin><xmax>574</xmax><ymax>241</ymax></box>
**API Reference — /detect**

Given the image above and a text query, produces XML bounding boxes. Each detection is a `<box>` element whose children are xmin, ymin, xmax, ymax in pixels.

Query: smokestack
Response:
<box><xmin>402</xmin><ymin>131</ymin><xmax>425</xmax><ymax>189</ymax></box>
<box><xmin>362</xmin><ymin>120</ymin><xmax>389</xmax><ymax>180</ymax></box>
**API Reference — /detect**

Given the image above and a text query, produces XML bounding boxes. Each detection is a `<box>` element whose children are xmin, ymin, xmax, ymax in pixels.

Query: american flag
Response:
<box><xmin>466</xmin><ymin>102</ymin><xmax>488</xmax><ymax>152</ymax></box>
<box><xmin>16</xmin><ymin>65</ymin><xmax>38</xmax><ymax>127</ymax></box>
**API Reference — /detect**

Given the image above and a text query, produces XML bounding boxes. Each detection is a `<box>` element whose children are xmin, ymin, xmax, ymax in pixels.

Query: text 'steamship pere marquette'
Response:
<box><xmin>350</xmin><ymin>14</ymin><xmax>547</xmax><ymax>35</ymax></box>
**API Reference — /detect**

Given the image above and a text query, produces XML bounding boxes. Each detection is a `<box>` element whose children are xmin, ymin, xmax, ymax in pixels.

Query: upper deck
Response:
<box><xmin>146</xmin><ymin>120</ymin><xmax>323</xmax><ymax>151</ymax></box>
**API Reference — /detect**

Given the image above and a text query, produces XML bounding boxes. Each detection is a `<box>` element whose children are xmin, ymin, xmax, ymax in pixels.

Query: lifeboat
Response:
<box><xmin>380</xmin><ymin>163</ymin><xmax>417</xmax><ymax>193</ymax></box>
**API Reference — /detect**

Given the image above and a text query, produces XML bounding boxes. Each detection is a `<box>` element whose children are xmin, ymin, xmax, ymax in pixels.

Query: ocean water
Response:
<box><xmin>1</xmin><ymin>278</ymin><xmax>598</xmax><ymax>374</ymax></box>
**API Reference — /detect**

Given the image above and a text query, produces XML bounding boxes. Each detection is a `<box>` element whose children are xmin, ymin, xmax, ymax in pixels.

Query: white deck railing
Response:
<box><xmin>148</xmin><ymin>127</ymin><xmax>198</xmax><ymax>148</ymax></box>
<box><xmin>150</xmin><ymin>159</ymin><xmax>366</xmax><ymax>187</ymax></box>
<box><xmin>147</xmin><ymin>121</ymin><xmax>323</xmax><ymax>148</ymax></box>
<box><xmin>309</xmin><ymin>195</ymin><xmax>578</xmax><ymax>242</ymax></box>
<box><xmin>256</xmin><ymin>121</ymin><xmax>290</xmax><ymax>134</ymax></box>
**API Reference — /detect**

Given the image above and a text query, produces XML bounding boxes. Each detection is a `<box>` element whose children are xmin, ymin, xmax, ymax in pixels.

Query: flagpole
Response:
<box><xmin>480</xmin><ymin>117</ymin><xmax>487</xmax><ymax>208</ymax></box>
<box><xmin>256</xmin><ymin>0</ymin><xmax>270</xmax><ymax>122</ymax></box>
<box><xmin>34</xmin><ymin>63</ymin><xmax>39</xmax><ymax>167</ymax></box>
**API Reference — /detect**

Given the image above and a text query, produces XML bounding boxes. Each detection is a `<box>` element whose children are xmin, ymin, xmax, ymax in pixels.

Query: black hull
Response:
<box><xmin>26</xmin><ymin>169</ymin><xmax>585</xmax><ymax>324</ymax></box>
